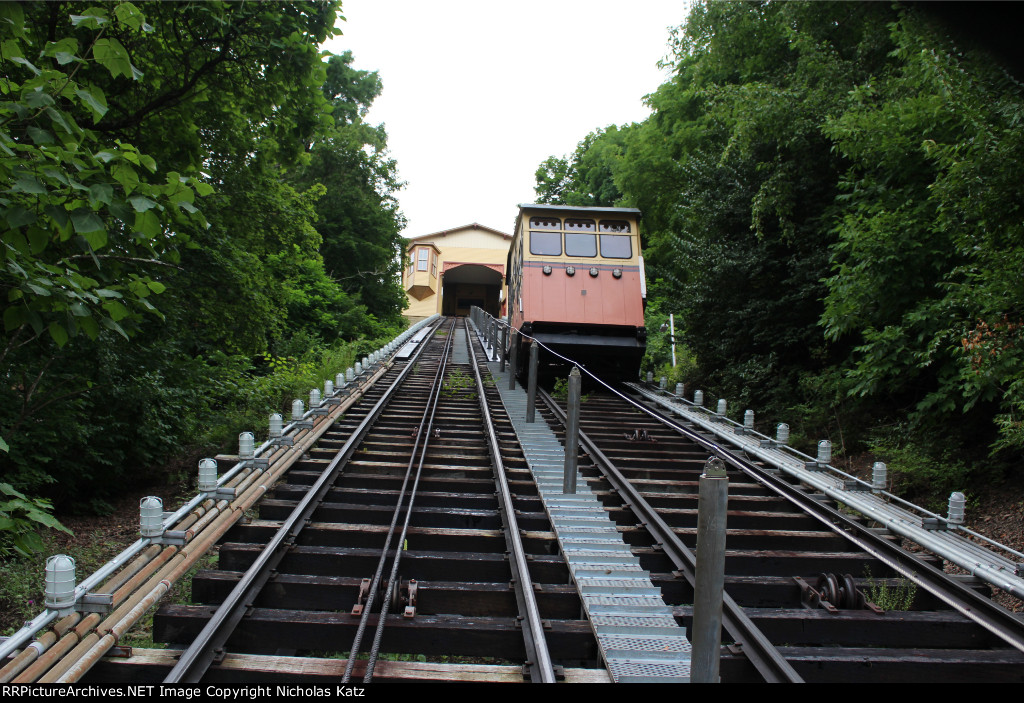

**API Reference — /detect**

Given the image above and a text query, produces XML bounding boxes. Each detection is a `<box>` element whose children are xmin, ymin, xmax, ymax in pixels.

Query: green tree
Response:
<box><xmin>0</xmin><ymin>0</ymin><xmax>369</xmax><ymax>516</ymax></box>
<box><xmin>534</xmin><ymin>126</ymin><xmax>629</xmax><ymax>207</ymax></box>
<box><xmin>0</xmin><ymin>2</ymin><xmax>210</xmax><ymax>356</ymax></box>
<box><xmin>295</xmin><ymin>51</ymin><xmax>408</xmax><ymax>328</ymax></box>
<box><xmin>608</xmin><ymin>2</ymin><xmax>897</xmax><ymax>417</ymax></box>
<box><xmin>821</xmin><ymin>11</ymin><xmax>1024</xmax><ymax>450</ymax></box>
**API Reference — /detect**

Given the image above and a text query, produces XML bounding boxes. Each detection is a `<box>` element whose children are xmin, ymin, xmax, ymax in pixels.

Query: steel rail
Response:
<box><xmin>537</xmin><ymin>387</ymin><xmax>803</xmax><ymax>683</ymax></box>
<box><xmin>618</xmin><ymin>390</ymin><xmax>1024</xmax><ymax>655</ymax></box>
<box><xmin>164</xmin><ymin>318</ymin><xmax>445</xmax><ymax>683</ymax></box>
<box><xmin>354</xmin><ymin>318</ymin><xmax>458</xmax><ymax>683</ymax></box>
<box><xmin>465</xmin><ymin>319</ymin><xmax>557</xmax><ymax>683</ymax></box>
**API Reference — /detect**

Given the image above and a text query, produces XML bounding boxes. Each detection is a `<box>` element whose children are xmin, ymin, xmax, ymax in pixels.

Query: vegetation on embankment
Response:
<box><xmin>534</xmin><ymin>2</ymin><xmax>1024</xmax><ymax>509</ymax></box>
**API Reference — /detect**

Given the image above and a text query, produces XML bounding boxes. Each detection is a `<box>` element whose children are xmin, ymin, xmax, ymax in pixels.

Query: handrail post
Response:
<box><xmin>500</xmin><ymin>324</ymin><xmax>508</xmax><ymax>372</ymax></box>
<box><xmin>691</xmin><ymin>456</ymin><xmax>729</xmax><ymax>683</ymax></box>
<box><xmin>563</xmin><ymin>367</ymin><xmax>581</xmax><ymax>494</ymax></box>
<box><xmin>526</xmin><ymin>341</ymin><xmax>539</xmax><ymax>423</ymax></box>
<box><xmin>508</xmin><ymin>330</ymin><xmax>519</xmax><ymax>390</ymax></box>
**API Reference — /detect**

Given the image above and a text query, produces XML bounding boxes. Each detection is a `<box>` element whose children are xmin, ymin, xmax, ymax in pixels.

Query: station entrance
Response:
<box><xmin>440</xmin><ymin>263</ymin><xmax>503</xmax><ymax>318</ymax></box>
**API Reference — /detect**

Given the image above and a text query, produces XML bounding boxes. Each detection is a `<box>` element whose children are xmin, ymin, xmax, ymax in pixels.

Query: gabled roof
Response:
<box><xmin>407</xmin><ymin>222</ymin><xmax>512</xmax><ymax>243</ymax></box>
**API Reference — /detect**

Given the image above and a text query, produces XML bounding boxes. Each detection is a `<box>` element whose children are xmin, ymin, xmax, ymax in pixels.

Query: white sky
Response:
<box><xmin>321</xmin><ymin>1</ymin><xmax>688</xmax><ymax>238</ymax></box>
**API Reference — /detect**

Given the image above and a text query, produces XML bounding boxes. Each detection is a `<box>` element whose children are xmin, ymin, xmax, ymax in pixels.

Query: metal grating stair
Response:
<box><xmin>484</xmin><ymin>357</ymin><xmax>691</xmax><ymax>683</ymax></box>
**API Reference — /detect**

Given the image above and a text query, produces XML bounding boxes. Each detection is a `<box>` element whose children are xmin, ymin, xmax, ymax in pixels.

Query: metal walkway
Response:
<box><xmin>450</xmin><ymin>327</ymin><xmax>470</xmax><ymax>364</ymax></box>
<box><xmin>487</xmin><ymin>361</ymin><xmax>691</xmax><ymax>682</ymax></box>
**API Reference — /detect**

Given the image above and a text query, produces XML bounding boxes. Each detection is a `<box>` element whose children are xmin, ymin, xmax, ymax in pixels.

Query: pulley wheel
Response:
<box><xmin>816</xmin><ymin>573</ymin><xmax>840</xmax><ymax>605</ymax></box>
<box><xmin>842</xmin><ymin>574</ymin><xmax>858</xmax><ymax>608</ymax></box>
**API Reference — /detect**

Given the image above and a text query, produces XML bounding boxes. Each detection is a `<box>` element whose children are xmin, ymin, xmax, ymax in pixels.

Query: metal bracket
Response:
<box><xmin>215</xmin><ymin>486</ymin><xmax>236</xmax><ymax>500</ymax></box>
<box><xmin>804</xmin><ymin>461</ymin><xmax>827</xmax><ymax>471</ymax></box>
<box><xmin>922</xmin><ymin>517</ymin><xmax>952</xmax><ymax>531</ymax></box>
<box><xmin>351</xmin><ymin>578</ymin><xmax>371</xmax><ymax>616</ymax></box>
<box><xmin>402</xmin><ymin>579</ymin><xmax>418</xmax><ymax>618</ymax></box>
<box><xmin>309</xmin><ymin>407</ymin><xmax>330</xmax><ymax>416</ymax></box>
<box><xmin>251</xmin><ymin>458</ymin><xmax>269</xmax><ymax>470</ymax></box>
<box><xmin>796</xmin><ymin>574</ymin><xmax>883</xmax><ymax>614</ymax></box>
<box><xmin>271</xmin><ymin>436</ymin><xmax>295</xmax><ymax>447</ymax></box>
<box><xmin>624</xmin><ymin>428</ymin><xmax>657</xmax><ymax>442</ymax></box>
<box><xmin>76</xmin><ymin>592</ymin><xmax>113</xmax><ymax>614</ymax></box>
<box><xmin>795</xmin><ymin>575</ymin><xmax>838</xmax><ymax>613</ymax></box>
<box><xmin>522</xmin><ymin>663</ymin><xmax>565</xmax><ymax>682</ymax></box>
<box><xmin>160</xmin><ymin>530</ymin><xmax>187</xmax><ymax>546</ymax></box>
<box><xmin>842</xmin><ymin>480</ymin><xmax>871</xmax><ymax>492</ymax></box>
<box><xmin>323</xmin><ymin>397</ymin><xmax>341</xmax><ymax>407</ymax></box>
<box><xmin>292</xmin><ymin>420</ymin><xmax>314</xmax><ymax>430</ymax></box>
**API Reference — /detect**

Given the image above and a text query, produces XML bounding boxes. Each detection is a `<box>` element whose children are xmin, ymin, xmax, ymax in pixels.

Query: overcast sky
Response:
<box><xmin>321</xmin><ymin>1</ymin><xmax>688</xmax><ymax>237</ymax></box>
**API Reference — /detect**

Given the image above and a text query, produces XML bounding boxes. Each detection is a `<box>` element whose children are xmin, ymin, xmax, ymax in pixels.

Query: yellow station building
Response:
<box><xmin>403</xmin><ymin>223</ymin><xmax>511</xmax><ymax>322</ymax></box>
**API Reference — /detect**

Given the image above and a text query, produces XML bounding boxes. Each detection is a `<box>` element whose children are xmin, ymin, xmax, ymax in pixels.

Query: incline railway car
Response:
<box><xmin>506</xmin><ymin>203</ymin><xmax>646</xmax><ymax>379</ymax></box>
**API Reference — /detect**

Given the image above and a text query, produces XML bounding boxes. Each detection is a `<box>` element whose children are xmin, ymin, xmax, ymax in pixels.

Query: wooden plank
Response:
<box><xmin>216</xmin><ymin>544</ymin><xmax>571</xmax><ymax>582</ymax></box>
<box><xmin>271</xmin><ymin>485</ymin><xmax>500</xmax><ymax>509</ymax></box>
<box><xmin>87</xmin><ymin>648</ymin><xmax>612</xmax><ymax>683</ymax></box>
<box><xmin>778</xmin><ymin>646</ymin><xmax>1024</xmax><ymax>683</ymax></box>
<box><xmin>669</xmin><ymin>606</ymin><xmax>996</xmax><ymax>648</ymax></box>
<box><xmin>154</xmin><ymin>607</ymin><xmax>598</xmax><ymax>661</ymax></box>
<box><xmin>257</xmin><ymin>500</ymin><xmax>550</xmax><ymax>531</ymax></box>
<box><xmin>224</xmin><ymin>521</ymin><xmax>556</xmax><ymax>554</ymax></box>
<box><xmin>630</xmin><ymin>546</ymin><xmax>881</xmax><ymax>577</ymax></box>
<box><xmin>615</xmin><ymin>524</ymin><xmax>849</xmax><ymax>551</ymax></box>
<box><xmin>191</xmin><ymin>572</ymin><xmax>582</xmax><ymax>618</ymax></box>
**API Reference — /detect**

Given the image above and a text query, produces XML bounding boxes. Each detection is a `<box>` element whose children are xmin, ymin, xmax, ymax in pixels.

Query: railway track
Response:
<box><xmin>533</xmin><ymin>384</ymin><xmax>1024</xmax><ymax>682</ymax></box>
<box><xmin>81</xmin><ymin>318</ymin><xmax>605</xmax><ymax>684</ymax></box>
<box><xmin>11</xmin><ymin>314</ymin><xmax>1024</xmax><ymax>683</ymax></box>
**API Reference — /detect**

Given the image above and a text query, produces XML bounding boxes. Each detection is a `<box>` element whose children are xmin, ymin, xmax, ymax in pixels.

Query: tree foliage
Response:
<box><xmin>0</xmin><ymin>2</ymin><xmax>209</xmax><ymax>354</ymax></box>
<box><xmin>536</xmin><ymin>1</ymin><xmax>1024</xmax><ymax>477</ymax></box>
<box><xmin>0</xmin><ymin>1</ymin><xmax>409</xmax><ymax>528</ymax></box>
<box><xmin>821</xmin><ymin>12</ymin><xmax>1024</xmax><ymax>445</ymax></box>
<box><xmin>534</xmin><ymin>126</ymin><xmax>628</xmax><ymax>207</ymax></box>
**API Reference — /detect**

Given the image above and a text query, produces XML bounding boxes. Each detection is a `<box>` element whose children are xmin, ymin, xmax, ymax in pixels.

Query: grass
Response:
<box><xmin>0</xmin><ymin>524</ymin><xmax>135</xmax><ymax>636</ymax></box>
<box><xmin>552</xmin><ymin>376</ymin><xmax>590</xmax><ymax>404</ymax></box>
<box><xmin>863</xmin><ymin>567</ymin><xmax>917</xmax><ymax>611</ymax></box>
<box><xmin>0</xmin><ymin>474</ymin><xmax>219</xmax><ymax>648</ymax></box>
<box><xmin>442</xmin><ymin>368</ymin><xmax>476</xmax><ymax>399</ymax></box>
<box><xmin>119</xmin><ymin>550</ymin><xmax>220</xmax><ymax>649</ymax></box>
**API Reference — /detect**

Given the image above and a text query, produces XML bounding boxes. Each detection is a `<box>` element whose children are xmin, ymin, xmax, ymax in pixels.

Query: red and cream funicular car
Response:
<box><xmin>506</xmin><ymin>204</ymin><xmax>646</xmax><ymax>380</ymax></box>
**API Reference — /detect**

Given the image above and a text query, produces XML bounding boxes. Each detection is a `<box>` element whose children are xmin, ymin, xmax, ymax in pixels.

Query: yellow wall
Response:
<box><xmin>403</xmin><ymin>225</ymin><xmax>510</xmax><ymax>318</ymax></box>
<box><xmin>429</xmin><ymin>228</ymin><xmax>510</xmax><ymax>250</ymax></box>
<box><xmin>404</xmin><ymin>291</ymin><xmax>438</xmax><ymax>318</ymax></box>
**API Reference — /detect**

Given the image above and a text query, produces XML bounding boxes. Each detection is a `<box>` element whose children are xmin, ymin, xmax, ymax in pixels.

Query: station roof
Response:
<box><xmin>407</xmin><ymin>222</ymin><xmax>511</xmax><ymax>243</ymax></box>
